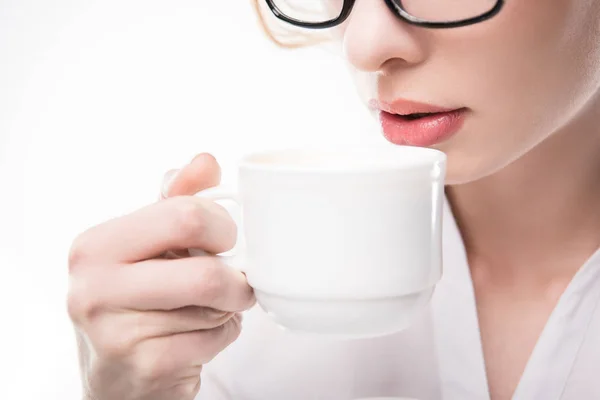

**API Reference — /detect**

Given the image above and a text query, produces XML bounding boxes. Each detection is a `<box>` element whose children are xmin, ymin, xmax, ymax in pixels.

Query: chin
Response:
<box><xmin>441</xmin><ymin>151</ymin><xmax>508</xmax><ymax>186</ymax></box>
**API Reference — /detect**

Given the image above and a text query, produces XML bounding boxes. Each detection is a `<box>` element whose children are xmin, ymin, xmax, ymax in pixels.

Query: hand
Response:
<box><xmin>67</xmin><ymin>153</ymin><xmax>255</xmax><ymax>400</ymax></box>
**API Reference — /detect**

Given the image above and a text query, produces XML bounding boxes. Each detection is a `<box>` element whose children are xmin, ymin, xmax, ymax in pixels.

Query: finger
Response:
<box><xmin>70</xmin><ymin>196</ymin><xmax>237</xmax><ymax>265</ymax></box>
<box><xmin>138</xmin><ymin>306</ymin><xmax>235</xmax><ymax>337</ymax></box>
<box><xmin>107</xmin><ymin>256</ymin><xmax>255</xmax><ymax>312</ymax></box>
<box><xmin>162</xmin><ymin>249</ymin><xmax>190</xmax><ymax>260</ymax></box>
<box><xmin>184</xmin><ymin>314</ymin><xmax>243</xmax><ymax>364</ymax></box>
<box><xmin>193</xmin><ymin>313</ymin><xmax>243</xmax><ymax>363</ymax></box>
<box><xmin>163</xmin><ymin>153</ymin><xmax>221</xmax><ymax>199</ymax></box>
<box><xmin>156</xmin><ymin>154</ymin><xmax>222</xmax><ymax>258</ymax></box>
<box><xmin>136</xmin><ymin>315</ymin><xmax>242</xmax><ymax>373</ymax></box>
<box><xmin>159</xmin><ymin>169</ymin><xmax>180</xmax><ymax>201</ymax></box>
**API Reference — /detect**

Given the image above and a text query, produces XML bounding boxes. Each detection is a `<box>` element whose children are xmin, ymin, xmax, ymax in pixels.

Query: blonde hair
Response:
<box><xmin>250</xmin><ymin>0</ymin><xmax>329</xmax><ymax>48</ymax></box>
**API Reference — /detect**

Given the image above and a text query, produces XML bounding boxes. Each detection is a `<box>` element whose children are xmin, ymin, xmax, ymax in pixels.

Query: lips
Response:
<box><xmin>369</xmin><ymin>99</ymin><xmax>467</xmax><ymax>147</ymax></box>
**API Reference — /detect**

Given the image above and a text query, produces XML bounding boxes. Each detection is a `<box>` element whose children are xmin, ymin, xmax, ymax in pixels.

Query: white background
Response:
<box><xmin>0</xmin><ymin>1</ymin><xmax>378</xmax><ymax>398</ymax></box>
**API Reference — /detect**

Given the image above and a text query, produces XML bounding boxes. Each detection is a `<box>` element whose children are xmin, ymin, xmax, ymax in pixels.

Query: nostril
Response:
<box><xmin>342</xmin><ymin>0</ymin><xmax>427</xmax><ymax>73</ymax></box>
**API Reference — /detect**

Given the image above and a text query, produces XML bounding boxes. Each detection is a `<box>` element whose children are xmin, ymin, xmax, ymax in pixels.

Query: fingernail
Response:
<box><xmin>161</xmin><ymin>169</ymin><xmax>180</xmax><ymax>198</ymax></box>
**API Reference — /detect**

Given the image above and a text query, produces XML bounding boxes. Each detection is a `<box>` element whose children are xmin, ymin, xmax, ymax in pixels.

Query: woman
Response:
<box><xmin>66</xmin><ymin>0</ymin><xmax>600</xmax><ymax>399</ymax></box>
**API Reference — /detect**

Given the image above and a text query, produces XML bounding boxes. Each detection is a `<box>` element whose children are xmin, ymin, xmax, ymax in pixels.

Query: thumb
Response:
<box><xmin>160</xmin><ymin>153</ymin><xmax>222</xmax><ymax>199</ymax></box>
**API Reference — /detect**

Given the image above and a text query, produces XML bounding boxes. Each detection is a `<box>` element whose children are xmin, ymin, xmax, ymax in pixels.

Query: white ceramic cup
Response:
<box><xmin>193</xmin><ymin>145</ymin><xmax>446</xmax><ymax>338</ymax></box>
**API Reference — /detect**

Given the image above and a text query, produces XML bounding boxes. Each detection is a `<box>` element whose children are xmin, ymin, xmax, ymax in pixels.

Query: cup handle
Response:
<box><xmin>189</xmin><ymin>185</ymin><xmax>245</xmax><ymax>272</ymax></box>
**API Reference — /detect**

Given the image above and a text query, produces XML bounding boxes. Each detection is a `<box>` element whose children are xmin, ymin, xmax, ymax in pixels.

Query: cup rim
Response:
<box><xmin>238</xmin><ymin>145</ymin><xmax>446</xmax><ymax>174</ymax></box>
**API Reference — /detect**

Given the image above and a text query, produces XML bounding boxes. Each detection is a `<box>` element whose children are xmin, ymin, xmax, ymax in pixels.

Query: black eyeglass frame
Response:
<box><xmin>264</xmin><ymin>0</ymin><xmax>505</xmax><ymax>29</ymax></box>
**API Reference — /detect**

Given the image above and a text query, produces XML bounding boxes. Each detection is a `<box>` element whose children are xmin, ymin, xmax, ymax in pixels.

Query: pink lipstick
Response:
<box><xmin>370</xmin><ymin>99</ymin><xmax>467</xmax><ymax>147</ymax></box>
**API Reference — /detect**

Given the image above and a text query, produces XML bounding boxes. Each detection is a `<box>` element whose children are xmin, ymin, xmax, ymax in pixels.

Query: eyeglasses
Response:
<box><xmin>264</xmin><ymin>0</ymin><xmax>505</xmax><ymax>29</ymax></box>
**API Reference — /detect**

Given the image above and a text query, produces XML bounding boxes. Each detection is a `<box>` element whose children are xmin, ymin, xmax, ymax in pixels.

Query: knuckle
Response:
<box><xmin>226</xmin><ymin>316</ymin><xmax>243</xmax><ymax>343</ymax></box>
<box><xmin>97</xmin><ymin>329</ymin><xmax>139</xmax><ymax>360</ymax></box>
<box><xmin>192</xmin><ymin>259</ymin><xmax>225</xmax><ymax>304</ymax></box>
<box><xmin>194</xmin><ymin>332</ymin><xmax>223</xmax><ymax>364</ymax></box>
<box><xmin>201</xmin><ymin>307</ymin><xmax>231</xmax><ymax>322</ymax></box>
<box><xmin>215</xmin><ymin>317</ymin><xmax>240</xmax><ymax>341</ymax></box>
<box><xmin>173</xmin><ymin>380</ymin><xmax>201</xmax><ymax>399</ymax></box>
<box><xmin>203</xmin><ymin>319</ymin><xmax>241</xmax><ymax>362</ymax></box>
<box><xmin>137</xmin><ymin>358</ymin><xmax>171</xmax><ymax>382</ymax></box>
<box><xmin>68</xmin><ymin>232</ymin><xmax>93</xmax><ymax>273</ymax></box>
<box><xmin>66</xmin><ymin>276</ymin><xmax>100</xmax><ymax>324</ymax></box>
<box><xmin>135</xmin><ymin>344</ymin><xmax>177</xmax><ymax>381</ymax></box>
<box><xmin>86</xmin><ymin>313</ymin><xmax>141</xmax><ymax>360</ymax></box>
<box><xmin>171</xmin><ymin>198</ymin><xmax>210</xmax><ymax>242</ymax></box>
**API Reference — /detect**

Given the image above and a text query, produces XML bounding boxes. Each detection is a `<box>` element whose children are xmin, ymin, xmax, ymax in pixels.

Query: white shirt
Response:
<box><xmin>197</xmin><ymin>200</ymin><xmax>600</xmax><ymax>400</ymax></box>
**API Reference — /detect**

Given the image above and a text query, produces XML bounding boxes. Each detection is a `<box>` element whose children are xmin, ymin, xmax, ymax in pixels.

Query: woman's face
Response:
<box><xmin>336</xmin><ymin>0</ymin><xmax>600</xmax><ymax>184</ymax></box>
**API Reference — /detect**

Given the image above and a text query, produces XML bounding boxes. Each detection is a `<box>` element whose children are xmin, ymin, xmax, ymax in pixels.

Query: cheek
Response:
<box><xmin>462</xmin><ymin>0</ymin><xmax>598</xmax><ymax>112</ymax></box>
<box><xmin>440</xmin><ymin>0</ymin><xmax>600</xmax><ymax>182</ymax></box>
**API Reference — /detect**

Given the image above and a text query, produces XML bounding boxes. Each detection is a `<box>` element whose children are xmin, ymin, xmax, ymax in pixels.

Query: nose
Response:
<box><xmin>343</xmin><ymin>0</ymin><xmax>427</xmax><ymax>73</ymax></box>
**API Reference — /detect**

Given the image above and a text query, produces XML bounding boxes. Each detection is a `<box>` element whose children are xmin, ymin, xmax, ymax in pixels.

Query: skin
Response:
<box><xmin>338</xmin><ymin>0</ymin><xmax>600</xmax><ymax>398</ymax></box>
<box><xmin>68</xmin><ymin>154</ymin><xmax>255</xmax><ymax>400</ymax></box>
<box><xmin>68</xmin><ymin>1</ymin><xmax>600</xmax><ymax>399</ymax></box>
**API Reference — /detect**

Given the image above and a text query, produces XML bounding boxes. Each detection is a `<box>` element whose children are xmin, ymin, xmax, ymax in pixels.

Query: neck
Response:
<box><xmin>447</xmin><ymin>98</ymin><xmax>600</xmax><ymax>284</ymax></box>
